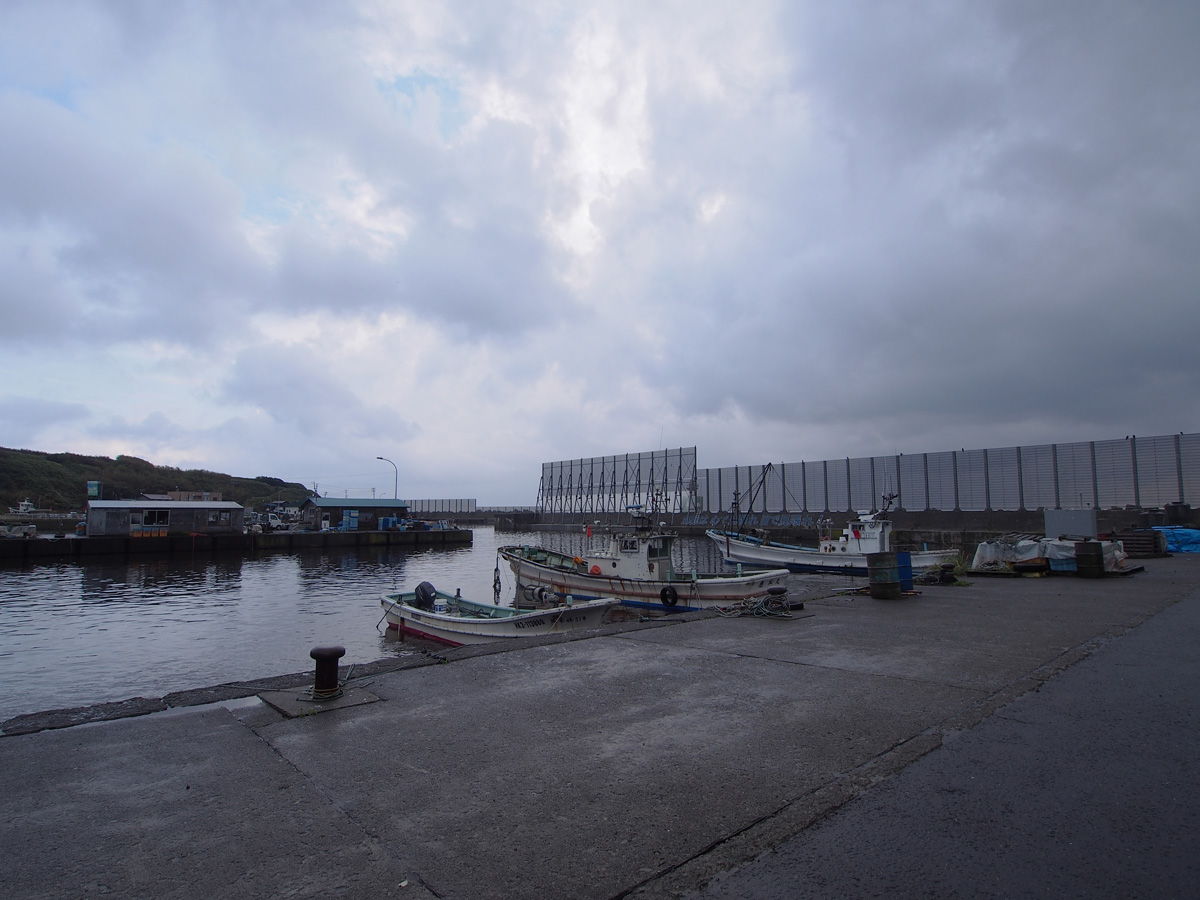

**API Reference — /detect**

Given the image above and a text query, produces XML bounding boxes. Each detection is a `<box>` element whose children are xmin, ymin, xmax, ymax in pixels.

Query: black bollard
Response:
<box><xmin>310</xmin><ymin>645</ymin><xmax>346</xmax><ymax>700</ymax></box>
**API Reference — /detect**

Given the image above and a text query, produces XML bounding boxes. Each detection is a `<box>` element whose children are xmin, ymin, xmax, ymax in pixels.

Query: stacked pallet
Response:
<box><xmin>1111</xmin><ymin>529</ymin><xmax>1169</xmax><ymax>558</ymax></box>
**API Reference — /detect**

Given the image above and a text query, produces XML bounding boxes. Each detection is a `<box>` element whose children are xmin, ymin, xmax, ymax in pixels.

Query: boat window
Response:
<box><xmin>648</xmin><ymin>539</ymin><xmax>669</xmax><ymax>559</ymax></box>
<box><xmin>620</xmin><ymin>538</ymin><xmax>639</xmax><ymax>553</ymax></box>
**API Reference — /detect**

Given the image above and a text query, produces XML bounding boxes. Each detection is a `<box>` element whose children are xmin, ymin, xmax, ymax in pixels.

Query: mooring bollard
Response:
<box><xmin>309</xmin><ymin>645</ymin><xmax>346</xmax><ymax>700</ymax></box>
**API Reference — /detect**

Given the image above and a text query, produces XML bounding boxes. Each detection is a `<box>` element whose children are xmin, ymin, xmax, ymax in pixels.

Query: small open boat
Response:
<box><xmin>379</xmin><ymin>582</ymin><xmax>619</xmax><ymax>647</ymax></box>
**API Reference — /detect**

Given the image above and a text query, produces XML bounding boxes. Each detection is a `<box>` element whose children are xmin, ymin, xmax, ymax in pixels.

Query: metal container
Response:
<box><xmin>1074</xmin><ymin>541</ymin><xmax>1105</xmax><ymax>579</ymax></box>
<box><xmin>896</xmin><ymin>551</ymin><xmax>914</xmax><ymax>591</ymax></box>
<box><xmin>867</xmin><ymin>551</ymin><xmax>902</xmax><ymax>599</ymax></box>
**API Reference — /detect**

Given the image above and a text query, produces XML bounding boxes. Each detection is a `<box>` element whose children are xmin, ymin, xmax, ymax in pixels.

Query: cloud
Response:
<box><xmin>1</xmin><ymin>0</ymin><xmax>1197</xmax><ymax>502</ymax></box>
<box><xmin>0</xmin><ymin>396</ymin><xmax>89</xmax><ymax>445</ymax></box>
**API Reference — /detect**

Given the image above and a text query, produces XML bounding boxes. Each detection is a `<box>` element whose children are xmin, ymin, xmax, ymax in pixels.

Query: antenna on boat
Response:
<box><xmin>731</xmin><ymin>463</ymin><xmax>774</xmax><ymax>534</ymax></box>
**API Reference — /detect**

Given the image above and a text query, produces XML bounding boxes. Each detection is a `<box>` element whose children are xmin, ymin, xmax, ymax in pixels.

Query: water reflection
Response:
<box><xmin>0</xmin><ymin>525</ymin><xmax>741</xmax><ymax>722</ymax></box>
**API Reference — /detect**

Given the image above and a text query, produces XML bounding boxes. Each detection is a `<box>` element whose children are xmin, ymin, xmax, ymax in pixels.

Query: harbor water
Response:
<box><xmin>0</xmin><ymin>526</ymin><xmax>739</xmax><ymax>722</ymax></box>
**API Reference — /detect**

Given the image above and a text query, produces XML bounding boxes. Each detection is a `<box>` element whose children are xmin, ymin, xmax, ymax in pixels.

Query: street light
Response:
<box><xmin>376</xmin><ymin>456</ymin><xmax>398</xmax><ymax>499</ymax></box>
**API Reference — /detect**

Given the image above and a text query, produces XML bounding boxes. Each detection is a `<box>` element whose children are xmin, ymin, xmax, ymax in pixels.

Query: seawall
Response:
<box><xmin>0</xmin><ymin>527</ymin><xmax>472</xmax><ymax>564</ymax></box>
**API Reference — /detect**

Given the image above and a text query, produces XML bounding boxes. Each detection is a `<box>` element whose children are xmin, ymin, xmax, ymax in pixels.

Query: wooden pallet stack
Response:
<box><xmin>1111</xmin><ymin>529</ymin><xmax>1169</xmax><ymax>558</ymax></box>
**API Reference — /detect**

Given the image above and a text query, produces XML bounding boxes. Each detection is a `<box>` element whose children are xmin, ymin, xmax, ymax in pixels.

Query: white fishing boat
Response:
<box><xmin>498</xmin><ymin>508</ymin><xmax>790</xmax><ymax>613</ymax></box>
<box><xmin>707</xmin><ymin>497</ymin><xmax>959</xmax><ymax>575</ymax></box>
<box><xmin>379</xmin><ymin>582</ymin><xmax>619</xmax><ymax>647</ymax></box>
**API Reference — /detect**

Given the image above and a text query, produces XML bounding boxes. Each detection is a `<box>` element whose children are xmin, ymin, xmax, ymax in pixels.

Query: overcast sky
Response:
<box><xmin>1</xmin><ymin>1</ymin><xmax>1197</xmax><ymax>504</ymax></box>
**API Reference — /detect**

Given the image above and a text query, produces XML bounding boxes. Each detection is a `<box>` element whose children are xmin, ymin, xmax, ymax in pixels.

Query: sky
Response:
<box><xmin>1</xmin><ymin>1</ymin><xmax>1197</xmax><ymax>505</ymax></box>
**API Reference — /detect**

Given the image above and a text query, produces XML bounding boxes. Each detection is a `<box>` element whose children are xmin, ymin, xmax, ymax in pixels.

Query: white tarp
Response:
<box><xmin>972</xmin><ymin>538</ymin><xmax>1128</xmax><ymax>571</ymax></box>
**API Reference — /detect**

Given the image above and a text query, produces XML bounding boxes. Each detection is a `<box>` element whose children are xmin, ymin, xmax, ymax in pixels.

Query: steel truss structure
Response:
<box><xmin>536</xmin><ymin>448</ymin><xmax>698</xmax><ymax>516</ymax></box>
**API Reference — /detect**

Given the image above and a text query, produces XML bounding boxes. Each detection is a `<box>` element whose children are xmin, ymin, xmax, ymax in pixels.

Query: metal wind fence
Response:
<box><xmin>685</xmin><ymin>433</ymin><xmax>1197</xmax><ymax>521</ymax></box>
<box><xmin>408</xmin><ymin>499</ymin><xmax>477</xmax><ymax>514</ymax></box>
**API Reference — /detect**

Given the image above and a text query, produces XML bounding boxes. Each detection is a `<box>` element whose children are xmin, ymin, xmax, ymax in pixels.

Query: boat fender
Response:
<box><xmin>414</xmin><ymin>581</ymin><xmax>437</xmax><ymax>611</ymax></box>
<box><xmin>660</xmin><ymin>586</ymin><xmax>678</xmax><ymax>607</ymax></box>
<box><xmin>590</xmin><ymin>565</ymin><xmax>601</xmax><ymax>575</ymax></box>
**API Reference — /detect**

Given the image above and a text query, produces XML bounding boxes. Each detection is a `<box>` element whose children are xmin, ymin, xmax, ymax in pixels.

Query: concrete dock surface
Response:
<box><xmin>2</xmin><ymin>557</ymin><xmax>1198</xmax><ymax>899</ymax></box>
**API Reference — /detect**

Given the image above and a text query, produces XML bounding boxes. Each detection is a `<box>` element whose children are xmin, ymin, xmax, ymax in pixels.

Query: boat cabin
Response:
<box><xmin>582</xmin><ymin>529</ymin><xmax>677</xmax><ymax>581</ymax></box>
<box><xmin>818</xmin><ymin>513</ymin><xmax>892</xmax><ymax>556</ymax></box>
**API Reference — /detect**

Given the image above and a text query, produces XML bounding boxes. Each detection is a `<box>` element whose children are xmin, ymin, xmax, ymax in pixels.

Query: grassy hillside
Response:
<box><xmin>0</xmin><ymin>447</ymin><xmax>313</xmax><ymax>513</ymax></box>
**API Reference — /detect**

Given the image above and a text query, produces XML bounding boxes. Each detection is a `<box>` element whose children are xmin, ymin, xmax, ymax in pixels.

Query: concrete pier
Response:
<box><xmin>1</xmin><ymin>558</ymin><xmax>1197</xmax><ymax>899</ymax></box>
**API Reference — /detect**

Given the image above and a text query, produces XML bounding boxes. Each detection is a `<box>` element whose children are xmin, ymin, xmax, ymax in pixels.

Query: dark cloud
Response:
<box><xmin>0</xmin><ymin>1</ymin><xmax>1196</xmax><ymax>498</ymax></box>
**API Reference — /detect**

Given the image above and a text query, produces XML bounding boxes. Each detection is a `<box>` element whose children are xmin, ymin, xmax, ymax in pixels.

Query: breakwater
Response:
<box><xmin>0</xmin><ymin>526</ymin><xmax>472</xmax><ymax>564</ymax></box>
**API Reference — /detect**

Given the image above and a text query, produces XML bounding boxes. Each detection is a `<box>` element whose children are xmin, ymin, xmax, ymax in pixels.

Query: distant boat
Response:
<box><xmin>7</xmin><ymin>499</ymin><xmax>50</xmax><ymax>516</ymax></box>
<box><xmin>498</xmin><ymin>504</ymin><xmax>790</xmax><ymax>613</ymax></box>
<box><xmin>707</xmin><ymin>494</ymin><xmax>958</xmax><ymax>576</ymax></box>
<box><xmin>379</xmin><ymin>582</ymin><xmax>619</xmax><ymax>647</ymax></box>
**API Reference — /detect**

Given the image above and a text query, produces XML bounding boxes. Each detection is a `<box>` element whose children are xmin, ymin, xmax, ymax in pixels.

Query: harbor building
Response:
<box><xmin>86</xmin><ymin>500</ymin><xmax>245</xmax><ymax>537</ymax></box>
<box><xmin>298</xmin><ymin>498</ymin><xmax>411</xmax><ymax>531</ymax></box>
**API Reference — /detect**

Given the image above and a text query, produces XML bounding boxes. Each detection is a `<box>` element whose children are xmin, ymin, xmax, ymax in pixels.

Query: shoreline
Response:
<box><xmin>0</xmin><ymin>609</ymin><xmax>704</xmax><ymax>737</ymax></box>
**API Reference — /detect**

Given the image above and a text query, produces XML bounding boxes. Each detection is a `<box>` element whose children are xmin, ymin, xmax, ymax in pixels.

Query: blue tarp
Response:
<box><xmin>1153</xmin><ymin>527</ymin><xmax>1200</xmax><ymax>553</ymax></box>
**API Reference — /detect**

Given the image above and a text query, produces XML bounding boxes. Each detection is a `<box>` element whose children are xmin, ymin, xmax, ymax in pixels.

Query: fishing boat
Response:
<box><xmin>706</xmin><ymin>495</ymin><xmax>959</xmax><ymax>576</ymax></box>
<box><xmin>379</xmin><ymin>582</ymin><xmax>619</xmax><ymax>647</ymax></box>
<box><xmin>497</xmin><ymin>507</ymin><xmax>790</xmax><ymax>613</ymax></box>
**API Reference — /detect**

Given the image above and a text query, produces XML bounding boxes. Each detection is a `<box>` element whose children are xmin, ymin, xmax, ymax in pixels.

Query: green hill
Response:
<box><xmin>0</xmin><ymin>447</ymin><xmax>313</xmax><ymax>513</ymax></box>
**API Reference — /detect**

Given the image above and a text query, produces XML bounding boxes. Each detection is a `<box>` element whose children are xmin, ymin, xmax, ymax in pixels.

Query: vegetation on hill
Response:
<box><xmin>0</xmin><ymin>447</ymin><xmax>313</xmax><ymax>513</ymax></box>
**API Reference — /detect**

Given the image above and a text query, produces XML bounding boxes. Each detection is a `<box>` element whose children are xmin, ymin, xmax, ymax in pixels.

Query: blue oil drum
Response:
<box><xmin>896</xmin><ymin>551</ymin><xmax>914</xmax><ymax>591</ymax></box>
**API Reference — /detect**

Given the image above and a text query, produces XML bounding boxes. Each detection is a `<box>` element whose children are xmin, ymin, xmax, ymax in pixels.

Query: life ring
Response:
<box><xmin>590</xmin><ymin>565</ymin><xmax>601</xmax><ymax>575</ymax></box>
<box><xmin>660</xmin><ymin>586</ymin><xmax>678</xmax><ymax>607</ymax></box>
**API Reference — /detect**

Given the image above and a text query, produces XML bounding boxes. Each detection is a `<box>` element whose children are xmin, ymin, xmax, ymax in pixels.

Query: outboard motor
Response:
<box><xmin>522</xmin><ymin>585</ymin><xmax>552</xmax><ymax>605</ymax></box>
<box><xmin>413</xmin><ymin>581</ymin><xmax>437</xmax><ymax>611</ymax></box>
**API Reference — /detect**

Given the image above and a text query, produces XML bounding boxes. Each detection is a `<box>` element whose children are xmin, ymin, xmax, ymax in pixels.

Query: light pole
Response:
<box><xmin>377</xmin><ymin>456</ymin><xmax>398</xmax><ymax>499</ymax></box>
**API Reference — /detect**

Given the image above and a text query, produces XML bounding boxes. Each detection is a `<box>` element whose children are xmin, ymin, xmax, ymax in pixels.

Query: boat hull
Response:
<box><xmin>499</xmin><ymin>547</ymin><xmax>789</xmax><ymax>612</ymax></box>
<box><xmin>380</xmin><ymin>594</ymin><xmax>618</xmax><ymax>647</ymax></box>
<box><xmin>706</xmin><ymin>530</ymin><xmax>959</xmax><ymax>576</ymax></box>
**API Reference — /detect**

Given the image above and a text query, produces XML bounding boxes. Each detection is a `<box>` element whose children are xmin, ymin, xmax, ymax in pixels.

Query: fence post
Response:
<box><xmin>1016</xmin><ymin>446</ymin><xmax>1025</xmax><ymax>511</ymax></box>
<box><xmin>1129</xmin><ymin>437</ymin><xmax>1140</xmax><ymax>509</ymax></box>
<box><xmin>1052</xmin><ymin>444</ymin><xmax>1061</xmax><ymax>509</ymax></box>
<box><xmin>923</xmin><ymin>454</ymin><xmax>930</xmax><ymax>510</ymax></box>
<box><xmin>952</xmin><ymin>450</ymin><xmax>961</xmax><ymax>511</ymax></box>
<box><xmin>1176</xmin><ymin>434</ymin><xmax>1186</xmax><ymax>503</ymax></box>
<box><xmin>983</xmin><ymin>449</ymin><xmax>991</xmax><ymax>511</ymax></box>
